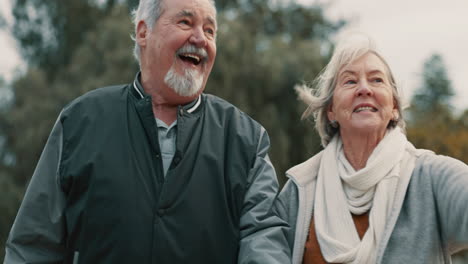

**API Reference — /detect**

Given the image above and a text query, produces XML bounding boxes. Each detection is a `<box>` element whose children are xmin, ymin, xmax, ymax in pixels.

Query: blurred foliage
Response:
<box><xmin>10</xmin><ymin>0</ymin><xmax>131</xmax><ymax>78</ymax></box>
<box><xmin>0</xmin><ymin>169</ymin><xmax>23</xmax><ymax>260</ymax></box>
<box><xmin>410</xmin><ymin>54</ymin><xmax>454</xmax><ymax>116</ymax></box>
<box><xmin>407</xmin><ymin>53</ymin><xmax>468</xmax><ymax>163</ymax></box>
<box><xmin>0</xmin><ymin>77</ymin><xmax>13</xmax><ymax>112</ymax></box>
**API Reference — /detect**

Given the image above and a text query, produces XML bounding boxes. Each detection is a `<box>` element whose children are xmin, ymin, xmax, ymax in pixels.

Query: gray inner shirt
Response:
<box><xmin>155</xmin><ymin>118</ymin><xmax>177</xmax><ymax>176</ymax></box>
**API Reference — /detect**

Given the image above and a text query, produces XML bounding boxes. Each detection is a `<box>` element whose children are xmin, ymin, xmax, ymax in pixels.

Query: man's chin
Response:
<box><xmin>176</xmin><ymin>64</ymin><xmax>205</xmax><ymax>77</ymax></box>
<box><xmin>171</xmin><ymin>86</ymin><xmax>203</xmax><ymax>98</ymax></box>
<box><xmin>165</xmin><ymin>74</ymin><xmax>204</xmax><ymax>98</ymax></box>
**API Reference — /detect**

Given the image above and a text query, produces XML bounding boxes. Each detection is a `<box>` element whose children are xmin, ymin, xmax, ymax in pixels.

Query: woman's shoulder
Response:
<box><xmin>413</xmin><ymin>150</ymin><xmax>468</xmax><ymax>182</ymax></box>
<box><xmin>285</xmin><ymin>151</ymin><xmax>324</xmax><ymax>187</ymax></box>
<box><xmin>415</xmin><ymin>151</ymin><xmax>467</xmax><ymax>171</ymax></box>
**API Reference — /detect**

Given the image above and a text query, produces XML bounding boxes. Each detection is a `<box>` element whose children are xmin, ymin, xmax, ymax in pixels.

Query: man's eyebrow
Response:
<box><xmin>176</xmin><ymin>10</ymin><xmax>194</xmax><ymax>18</ymax></box>
<box><xmin>175</xmin><ymin>10</ymin><xmax>216</xmax><ymax>28</ymax></box>
<box><xmin>206</xmin><ymin>16</ymin><xmax>217</xmax><ymax>28</ymax></box>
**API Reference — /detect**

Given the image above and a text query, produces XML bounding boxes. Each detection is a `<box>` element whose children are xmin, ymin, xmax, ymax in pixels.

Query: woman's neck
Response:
<box><xmin>340</xmin><ymin>129</ymin><xmax>386</xmax><ymax>170</ymax></box>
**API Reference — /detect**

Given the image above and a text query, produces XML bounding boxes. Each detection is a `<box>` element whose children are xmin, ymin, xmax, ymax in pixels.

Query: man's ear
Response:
<box><xmin>136</xmin><ymin>21</ymin><xmax>149</xmax><ymax>47</ymax></box>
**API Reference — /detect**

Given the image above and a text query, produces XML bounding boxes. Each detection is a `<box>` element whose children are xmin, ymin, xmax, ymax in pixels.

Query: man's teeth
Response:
<box><xmin>183</xmin><ymin>54</ymin><xmax>201</xmax><ymax>63</ymax></box>
<box><xmin>355</xmin><ymin>106</ymin><xmax>376</xmax><ymax>112</ymax></box>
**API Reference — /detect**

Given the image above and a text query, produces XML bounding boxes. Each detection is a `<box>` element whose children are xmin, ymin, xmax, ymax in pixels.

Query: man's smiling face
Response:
<box><xmin>139</xmin><ymin>0</ymin><xmax>217</xmax><ymax>100</ymax></box>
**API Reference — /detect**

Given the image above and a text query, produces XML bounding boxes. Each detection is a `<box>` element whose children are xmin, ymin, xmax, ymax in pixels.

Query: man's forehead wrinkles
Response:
<box><xmin>206</xmin><ymin>16</ymin><xmax>216</xmax><ymax>27</ymax></box>
<box><xmin>174</xmin><ymin>8</ymin><xmax>216</xmax><ymax>28</ymax></box>
<box><xmin>178</xmin><ymin>10</ymin><xmax>194</xmax><ymax>17</ymax></box>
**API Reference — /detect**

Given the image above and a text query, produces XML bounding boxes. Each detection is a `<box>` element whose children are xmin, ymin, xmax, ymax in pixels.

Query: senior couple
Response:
<box><xmin>4</xmin><ymin>0</ymin><xmax>468</xmax><ymax>263</ymax></box>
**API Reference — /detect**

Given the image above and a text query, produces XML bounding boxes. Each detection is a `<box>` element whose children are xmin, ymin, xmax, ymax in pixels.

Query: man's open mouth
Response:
<box><xmin>179</xmin><ymin>53</ymin><xmax>202</xmax><ymax>66</ymax></box>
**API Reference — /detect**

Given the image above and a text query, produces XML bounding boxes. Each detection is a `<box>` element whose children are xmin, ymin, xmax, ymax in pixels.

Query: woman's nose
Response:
<box><xmin>356</xmin><ymin>81</ymin><xmax>373</xmax><ymax>96</ymax></box>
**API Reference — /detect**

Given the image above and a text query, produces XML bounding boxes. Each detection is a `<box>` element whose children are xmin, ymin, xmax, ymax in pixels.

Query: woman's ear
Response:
<box><xmin>327</xmin><ymin>103</ymin><xmax>335</xmax><ymax>122</ymax></box>
<box><xmin>392</xmin><ymin>99</ymin><xmax>399</xmax><ymax>121</ymax></box>
<box><xmin>392</xmin><ymin>109</ymin><xmax>399</xmax><ymax>121</ymax></box>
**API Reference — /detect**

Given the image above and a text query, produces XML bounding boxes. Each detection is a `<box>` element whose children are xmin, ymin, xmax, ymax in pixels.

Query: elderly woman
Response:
<box><xmin>276</xmin><ymin>36</ymin><xmax>468</xmax><ymax>264</ymax></box>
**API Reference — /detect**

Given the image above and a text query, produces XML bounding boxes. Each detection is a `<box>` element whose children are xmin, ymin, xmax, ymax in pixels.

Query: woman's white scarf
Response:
<box><xmin>314</xmin><ymin>127</ymin><xmax>416</xmax><ymax>264</ymax></box>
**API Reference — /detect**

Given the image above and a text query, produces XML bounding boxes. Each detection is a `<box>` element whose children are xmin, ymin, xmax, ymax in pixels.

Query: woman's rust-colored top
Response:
<box><xmin>302</xmin><ymin>212</ymin><xmax>369</xmax><ymax>264</ymax></box>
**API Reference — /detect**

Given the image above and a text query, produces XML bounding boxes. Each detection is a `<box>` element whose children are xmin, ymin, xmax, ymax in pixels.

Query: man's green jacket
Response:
<box><xmin>4</xmin><ymin>75</ymin><xmax>290</xmax><ymax>264</ymax></box>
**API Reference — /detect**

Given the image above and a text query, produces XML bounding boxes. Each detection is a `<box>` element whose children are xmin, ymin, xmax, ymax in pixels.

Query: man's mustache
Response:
<box><xmin>176</xmin><ymin>44</ymin><xmax>209</xmax><ymax>63</ymax></box>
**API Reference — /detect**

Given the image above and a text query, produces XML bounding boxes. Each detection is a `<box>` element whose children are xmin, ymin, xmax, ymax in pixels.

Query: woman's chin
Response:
<box><xmin>342</xmin><ymin>122</ymin><xmax>387</xmax><ymax>138</ymax></box>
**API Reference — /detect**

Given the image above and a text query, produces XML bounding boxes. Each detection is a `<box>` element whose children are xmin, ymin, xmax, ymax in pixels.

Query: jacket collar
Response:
<box><xmin>131</xmin><ymin>72</ymin><xmax>203</xmax><ymax>115</ymax></box>
<box><xmin>286</xmin><ymin>151</ymin><xmax>323</xmax><ymax>187</ymax></box>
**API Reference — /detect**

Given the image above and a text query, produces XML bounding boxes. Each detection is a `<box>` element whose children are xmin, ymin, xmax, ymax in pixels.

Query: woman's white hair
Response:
<box><xmin>131</xmin><ymin>0</ymin><xmax>216</xmax><ymax>66</ymax></box>
<box><xmin>295</xmin><ymin>34</ymin><xmax>406</xmax><ymax>147</ymax></box>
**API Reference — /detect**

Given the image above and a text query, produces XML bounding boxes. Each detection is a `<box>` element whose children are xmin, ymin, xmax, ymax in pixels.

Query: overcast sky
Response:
<box><xmin>1</xmin><ymin>0</ymin><xmax>467</xmax><ymax>111</ymax></box>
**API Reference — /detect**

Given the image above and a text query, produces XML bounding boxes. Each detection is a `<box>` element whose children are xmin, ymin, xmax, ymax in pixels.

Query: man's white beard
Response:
<box><xmin>164</xmin><ymin>64</ymin><xmax>204</xmax><ymax>97</ymax></box>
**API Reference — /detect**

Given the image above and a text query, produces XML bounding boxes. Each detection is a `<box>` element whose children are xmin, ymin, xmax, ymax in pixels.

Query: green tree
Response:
<box><xmin>0</xmin><ymin>77</ymin><xmax>12</xmax><ymax>111</ymax></box>
<box><xmin>0</xmin><ymin>76</ymin><xmax>14</xmax><ymax>171</ymax></box>
<box><xmin>407</xmin><ymin>53</ymin><xmax>467</xmax><ymax>163</ymax></box>
<box><xmin>10</xmin><ymin>0</ymin><xmax>139</xmax><ymax>78</ymax></box>
<box><xmin>410</xmin><ymin>53</ymin><xmax>454</xmax><ymax>120</ymax></box>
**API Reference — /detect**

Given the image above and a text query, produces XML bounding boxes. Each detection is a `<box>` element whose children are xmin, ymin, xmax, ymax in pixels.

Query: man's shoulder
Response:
<box><xmin>202</xmin><ymin>94</ymin><xmax>264</xmax><ymax>144</ymax></box>
<box><xmin>202</xmin><ymin>93</ymin><xmax>260</xmax><ymax>126</ymax></box>
<box><xmin>63</xmin><ymin>83</ymin><xmax>129</xmax><ymax>112</ymax></box>
<box><xmin>202</xmin><ymin>93</ymin><xmax>237</xmax><ymax>110</ymax></box>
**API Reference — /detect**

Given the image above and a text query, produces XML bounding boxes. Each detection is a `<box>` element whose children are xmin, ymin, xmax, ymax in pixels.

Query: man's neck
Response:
<box><xmin>140</xmin><ymin>72</ymin><xmax>179</xmax><ymax>125</ymax></box>
<box><xmin>153</xmin><ymin>104</ymin><xmax>178</xmax><ymax>126</ymax></box>
<box><xmin>139</xmin><ymin>71</ymin><xmax>199</xmax><ymax>125</ymax></box>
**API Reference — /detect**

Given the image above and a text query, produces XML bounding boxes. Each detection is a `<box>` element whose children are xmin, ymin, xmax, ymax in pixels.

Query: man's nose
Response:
<box><xmin>189</xmin><ymin>27</ymin><xmax>207</xmax><ymax>47</ymax></box>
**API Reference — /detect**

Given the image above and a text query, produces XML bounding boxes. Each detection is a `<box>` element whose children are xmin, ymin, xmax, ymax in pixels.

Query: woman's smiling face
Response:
<box><xmin>328</xmin><ymin>52</ymin><xmax>399</xmax><ymax>139</ymax></box>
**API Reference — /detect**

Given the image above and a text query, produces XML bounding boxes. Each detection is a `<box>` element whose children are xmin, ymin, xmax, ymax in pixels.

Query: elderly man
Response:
<box><xmin>4</xmin><ymin>0</ymin><xmax>290</xmax><ymax>263</ymax></box>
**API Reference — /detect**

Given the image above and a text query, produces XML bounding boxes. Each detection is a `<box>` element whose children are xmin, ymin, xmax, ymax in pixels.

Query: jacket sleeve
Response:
<box><xmin>273</xmin><ymin>179</ymin><xmax>299</xmax><ymax>257</ymax></box>
<box><xmin>430</xmin><ymin>154</ymin><xmax>468</xmax><ymax>253</ymax></box>
<box><xmin>237</xmin><ymin>127</ymin><xmax>291</xmax><ymax>264</ymax></box>
<box><xmin>4</xmin><ymin>116</ymin><xmax>67</xmax><ymax>264</ymax></box>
